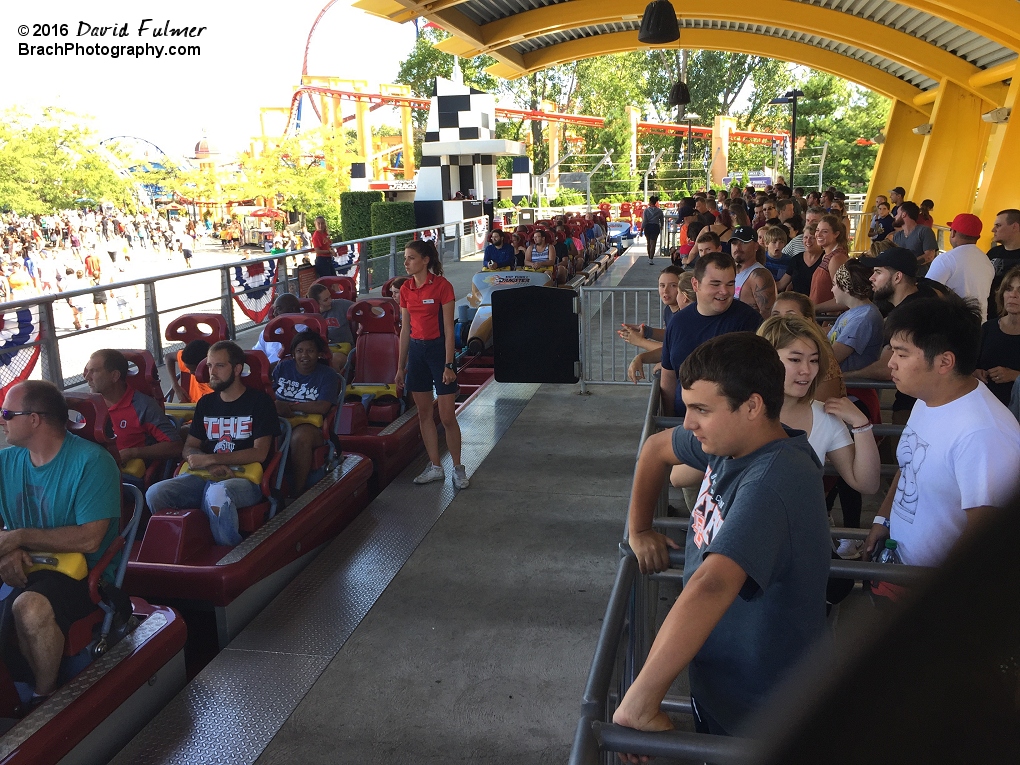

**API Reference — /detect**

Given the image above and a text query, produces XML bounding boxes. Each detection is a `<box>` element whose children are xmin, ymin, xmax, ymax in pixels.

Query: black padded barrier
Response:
<box><xmin>492</xmin><ymin>286</ymin><xmax>580</xmax><ymax>383</ymax></box>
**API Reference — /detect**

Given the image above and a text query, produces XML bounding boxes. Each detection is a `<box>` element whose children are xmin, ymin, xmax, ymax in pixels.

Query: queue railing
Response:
<box><xmin>0</xmin><ymin>220</ymin><xmax>487</xmax><ymax>391</ymax></box>
<box><xmin>578</xmin><ymin>287</ymin><xmax>664</xmax><ymax>390</ymax></box>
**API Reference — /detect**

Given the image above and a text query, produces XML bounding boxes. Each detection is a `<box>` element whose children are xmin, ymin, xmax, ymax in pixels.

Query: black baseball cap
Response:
<box><xmin>890</xmin><ymin>186</ymin><xmax>906</xmax><ymax>196</ymax></box>
<box><xmin>858</xmin><ymin>247</ymin><xmax>917</xmax><ymax>278</ymax></box>
<box><xmin>731</xmin><ymin>226</ymin><xmax>756</xmax><ymax>243</ymax></box>
<box><xmin>679</xmin><ymin>205</ymin><xmax>697</xmax><ymax>219</ymax></box>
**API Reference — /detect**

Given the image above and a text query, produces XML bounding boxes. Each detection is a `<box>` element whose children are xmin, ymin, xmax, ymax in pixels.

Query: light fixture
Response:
<box><xmin>638</xmin><ymin>0</ymin><xmax>680</xmax><ymax>44</ymax></box>
<box><xmin>982</xmin><ymin>107</ymin><xmax>1011</xmax><ymax>124</ymax></box>
<box><xmin>668</xmin><ymin>81</ymin><xmax>691</xmax><ymax>107</ymax></box>
<box><xmin>912</xmin><ymin>123</ymin><xmax>933</xmax><ymax>135</ymax></box>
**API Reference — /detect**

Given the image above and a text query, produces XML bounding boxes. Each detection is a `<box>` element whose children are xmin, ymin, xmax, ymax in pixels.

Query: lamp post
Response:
<box><xmin>684</xmin><ymin>112</ymin><xmax>700</xmax><ymax>188</ymax></box>
<box><xmin>768</xmin><ymin>89</ymin><xmax>804</xmax><ymax>185</ymax></box>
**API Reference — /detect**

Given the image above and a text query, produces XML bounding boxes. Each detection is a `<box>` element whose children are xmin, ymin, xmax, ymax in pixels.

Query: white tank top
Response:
<box><xmin>531</xmin><ymin>244</ymin><xmax>551</xmax><ymax>264</ymax></box>
<box><xmin>734</xmin><ymin>262</ymin><xmax>765</xmax><ymax>298</ymax></box>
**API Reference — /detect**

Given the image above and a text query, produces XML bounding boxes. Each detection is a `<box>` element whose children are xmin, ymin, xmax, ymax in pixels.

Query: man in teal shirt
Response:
<box><xmin>0</xmin><ymin>381</ymin><xmax>121</xmax><ymax>702</ymax></box>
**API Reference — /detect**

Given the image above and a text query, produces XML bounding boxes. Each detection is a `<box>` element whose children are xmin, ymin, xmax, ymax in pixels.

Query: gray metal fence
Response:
<box><xmin>578</xmin><ymin>286</ymin><xmax>664</xmax><ymax>390</ymax></box>
<box><xmin>0</xmin><ymin>220</ymin><xmax>487</xmax><ymax>391</ymax></box>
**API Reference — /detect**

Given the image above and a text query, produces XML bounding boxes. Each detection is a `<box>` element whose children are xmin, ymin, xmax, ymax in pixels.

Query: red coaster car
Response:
<box><xmin>0</xmin><ymin>395</ymin><xmax>188</xmax><ymax>764</ymax></box>
<box><xmin>122</xmin><ymin>351</ymin><xmax>374</xmax><ymax>646</ymax></box>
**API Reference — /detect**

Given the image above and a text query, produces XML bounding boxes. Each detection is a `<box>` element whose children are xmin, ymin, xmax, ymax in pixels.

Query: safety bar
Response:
<box><xmin>593</xmin><ymin>721</ymin><xmax>754</xmax><ymax>764</ymax></box>
<box><xmin>846</xmin><ymin>378</ymin><xmax>897</xmax><ymax>390</ymax></box>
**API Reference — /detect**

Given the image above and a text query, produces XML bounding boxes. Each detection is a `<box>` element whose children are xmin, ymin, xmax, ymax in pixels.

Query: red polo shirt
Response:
<box><xmin>399</xmin><ymin>274</ymin><xmax>455</xmax><ymax>340</ymax></box>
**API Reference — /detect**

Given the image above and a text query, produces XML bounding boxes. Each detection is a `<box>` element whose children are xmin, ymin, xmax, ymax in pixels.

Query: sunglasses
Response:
<box><xmin>1</xmin><ymin>409</ymin><xmax>39</xmax><ymax>420</ymax></box>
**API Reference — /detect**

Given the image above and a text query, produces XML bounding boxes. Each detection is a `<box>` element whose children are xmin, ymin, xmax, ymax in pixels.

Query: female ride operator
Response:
<box><xmin>395</xmin><ymin>240</ymin><xmax>470</xmax><ymax>489</ymax></box>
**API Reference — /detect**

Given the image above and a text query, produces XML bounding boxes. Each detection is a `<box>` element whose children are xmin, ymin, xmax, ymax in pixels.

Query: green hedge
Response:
<box><xmin>340</xmin><ymin>191</ymin><xmax>383</xmax><ymax>242</ymax></box>
<box><xmin>369</xmin><ymin>201</ymin><xmax>417</xmax><ymax>256</ymax></box>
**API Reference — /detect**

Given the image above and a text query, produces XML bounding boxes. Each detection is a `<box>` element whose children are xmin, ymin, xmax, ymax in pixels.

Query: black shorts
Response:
<box><xmin>644</xmin><ymin>222</ymin><xmax>661</xmax><ymax>238</ymax></box>
<box><xmin>24</xmin><ymin>571</ymin><xmax>98</xmax><ymax>635</ymax></box>
<box><xmin>406</xmin><ymin>338</ymin><xmax>458</xmax><ymax>395</ymax></box>
<box><xmin>314</xmin><ymin>256</ymin><xmax>336</xmax><ymax>278</ymax></box>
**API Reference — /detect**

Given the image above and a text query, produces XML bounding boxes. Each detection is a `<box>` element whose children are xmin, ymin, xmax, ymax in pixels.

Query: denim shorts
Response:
<box><xmin>406</xmin><ymin>338</ymin><xmax>458</xmax><ymax>396</ymax></box>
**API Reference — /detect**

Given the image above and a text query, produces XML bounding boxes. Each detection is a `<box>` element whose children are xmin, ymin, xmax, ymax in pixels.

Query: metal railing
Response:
<box><xmin>0</xmin><ymin>221</ymin><xmax>487</xmax><ymax>391</ymax></box>
<box><xmin>578</xmin><ymin>287</ymin><xmax>665</xmax><ymax>390</ymax></box>
<box><xmin>569</xmin><ymin>372</ymin><xmax>934</xmax><ymax>764</ymax></box>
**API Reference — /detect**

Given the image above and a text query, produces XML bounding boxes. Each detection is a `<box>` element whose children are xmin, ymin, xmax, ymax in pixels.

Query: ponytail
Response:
<box><xmin>406</xmin><ymin>239</ymin><xmax>443</xmax><ymax>275</ymax></box>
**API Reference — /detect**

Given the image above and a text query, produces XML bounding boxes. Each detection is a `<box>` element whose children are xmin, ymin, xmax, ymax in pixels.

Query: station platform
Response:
<box><xmin>111</xmin><ymin>243</ymin><xmax>660</xmax><ymax>763</ymax></box>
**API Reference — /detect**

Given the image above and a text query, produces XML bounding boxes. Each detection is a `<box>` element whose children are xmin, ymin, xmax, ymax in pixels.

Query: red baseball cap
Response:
<box><xmin>947</xmin><ymin>213</ymin><xmax>982</xmax><ymax>238</ymax></box>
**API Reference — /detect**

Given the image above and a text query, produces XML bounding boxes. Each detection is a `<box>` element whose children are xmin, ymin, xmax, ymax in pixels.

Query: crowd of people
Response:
<box><xmin>482</xmin><ymin>212</ymin><xmax>607</xmax><ymax>284</ymax></box>
<box><xmin>610</xmin><ymin>183</ymin><xmax>1020</xmax><ymax>746</ymax></box>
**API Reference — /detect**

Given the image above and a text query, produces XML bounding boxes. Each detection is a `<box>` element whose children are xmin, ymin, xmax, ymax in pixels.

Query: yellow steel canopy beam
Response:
<box><xmin>488</xmin><ymin>30</ymin><xmax>930</xmax><ymax>111</ymax></box>
<box><xmin>468</xmin><ymin>1</ymin><xmax>996</xmax><ymax>102</ymax></box>
<box><xmin>353</xmin><ymin>0</ymin><xmax>527</xmax><ymax>72</ymax></box>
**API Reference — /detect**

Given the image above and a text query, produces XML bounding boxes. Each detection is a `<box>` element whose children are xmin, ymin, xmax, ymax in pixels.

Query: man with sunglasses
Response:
<box><xmin>0</xmin><ymin>381</ymin><xmax>121</xmax><ymax>706</ymax></box>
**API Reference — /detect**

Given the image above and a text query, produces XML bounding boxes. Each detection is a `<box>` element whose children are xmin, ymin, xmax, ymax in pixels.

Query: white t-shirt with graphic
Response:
<box><xmin>891</xmin><ymin>381</ymin><xmax>1020</xmax><ymax>567</ymax></box>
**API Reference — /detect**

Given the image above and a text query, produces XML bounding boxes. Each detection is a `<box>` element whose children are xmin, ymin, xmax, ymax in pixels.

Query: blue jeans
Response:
<box><xmin>145</xmin><ymin>474</ymin><xmax>264</xmax><ymax>546</ymax></box>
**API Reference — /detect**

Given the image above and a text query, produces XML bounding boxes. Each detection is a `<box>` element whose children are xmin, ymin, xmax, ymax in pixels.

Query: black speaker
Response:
<box><xmin>492</xmin><ymin>287</ymin><xmax>579</xmax><ymax>383</ymax></box>
<box><xmin>668</xmin><ymin>81</ymin><xmax>691</xmax><ymax>107</ymax></box>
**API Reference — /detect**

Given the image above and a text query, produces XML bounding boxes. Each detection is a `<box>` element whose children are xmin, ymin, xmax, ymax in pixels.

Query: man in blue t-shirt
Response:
<box><xmin>0</xmin><ymin>381</ymin><xmax>121</xmax><ymax>701</ymax></box>
<box><xmin>660</xmin><ymin>251</ymin><xmax>763</xmax><ymax>416</ymax></box>
<box><xmin>482</xmin><ymin>229</ymin><xmax>516</xmax><ymax>270</ymax></box>
<box><xmin>615</xmin><ymin>333</ymin><xmax>830</xmax><ymax>738</ymax></box>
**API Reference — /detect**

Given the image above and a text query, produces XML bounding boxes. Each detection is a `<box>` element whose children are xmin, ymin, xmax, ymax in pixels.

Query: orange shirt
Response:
<box><xmin>177</xmin><ymin>350</ymin><xmax>214</xmax><ymax>402</ymax></box>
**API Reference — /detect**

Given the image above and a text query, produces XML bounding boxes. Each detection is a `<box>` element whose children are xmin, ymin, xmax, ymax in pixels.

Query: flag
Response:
<box><xmin>230</xmin><ymin>260</ymin><xmax>280</xmax><ymax>323</ymax></box>
<box><xmin>0</xmin><ymin>305</ymin><xmax>42</xmax><ymax>402</ymax></box>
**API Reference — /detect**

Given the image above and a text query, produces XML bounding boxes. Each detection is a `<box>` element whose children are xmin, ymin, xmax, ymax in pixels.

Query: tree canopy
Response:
<box><xmin>0</xmin><ymin>107</ymin><xmax>136</xmax><ymax>215</ymax></box>
<box><xmin>395</xmin><ymin>30</ymin><xmax>888</xmax><ymax>197</ymax></box>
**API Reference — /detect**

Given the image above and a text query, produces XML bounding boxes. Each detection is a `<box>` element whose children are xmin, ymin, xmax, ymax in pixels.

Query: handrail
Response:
<box><xmin>580</xmin><ymin>553</ymin><xmax>638</xmax><ymax>718</ymax></box>
<box><xmin>593</xmin><ymin>721</ymin><xmax>753</xmax><ymax>764</ymax></box>
<box><xmin>636</xmin><ymin>371</ymin><xmax>661</xmax><ymax>463</ymax></box>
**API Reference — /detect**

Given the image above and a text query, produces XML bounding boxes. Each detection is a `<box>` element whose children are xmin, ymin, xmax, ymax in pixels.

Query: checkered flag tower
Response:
<box><xmin>413</xmin><ymin>77</ymin><xmax>528</xmax><ymax>230</ymax></box>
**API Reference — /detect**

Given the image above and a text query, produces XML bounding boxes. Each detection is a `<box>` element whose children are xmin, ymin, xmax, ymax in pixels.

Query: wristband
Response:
<box><xmin>873</xmin><ymin>515</ymin><xmax>890</xmax><ymax>528</ymax></box>
<box><xmin>642</xmin><ymin>324</ymin><xmax>652</xmax><ymax>340</ymax></box>
<box><xmin>850</xmin><ymin>423</ymin><xmax>873</xmax><ymax>434</ymax></box>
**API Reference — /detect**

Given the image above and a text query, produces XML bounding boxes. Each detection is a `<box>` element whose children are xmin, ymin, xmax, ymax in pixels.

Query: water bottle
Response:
<box><xmin>870</xmin><ymin>539</ymin><xmax>902</xmax><ymax>590</ymax></box>
<box><xmin>875</xmin><ymin>539</ymin><xmax>901</xmax><ymax>565</ymax></box>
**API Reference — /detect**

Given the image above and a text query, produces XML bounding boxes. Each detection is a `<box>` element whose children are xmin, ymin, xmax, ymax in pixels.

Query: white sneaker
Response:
<box><xmin>453</xmin><ymin>465</ymin><xmax>470</xmax><ymax>489</ymax></box>
<box><xmin>413</xmin><ymin>464</ymin><xmax>445</xmax><ymax>484</ymax></box>
<box><xmin>836</xmin><ymin>538</ymin><xmax>861</xmax><ymax>559</ymax></box>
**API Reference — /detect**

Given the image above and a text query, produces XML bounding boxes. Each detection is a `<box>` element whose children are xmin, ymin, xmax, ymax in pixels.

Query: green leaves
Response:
<box><xmin>0</xmin><ymin>107</ymin><xmax>135</xmax><ymax>214</ymax></box>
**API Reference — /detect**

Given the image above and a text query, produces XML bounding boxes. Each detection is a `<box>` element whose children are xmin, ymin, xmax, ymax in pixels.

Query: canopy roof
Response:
<box><xmin>355</xmin><ymin>0</ymin><xmax>1019</xmax><ymax>108</ymax></box>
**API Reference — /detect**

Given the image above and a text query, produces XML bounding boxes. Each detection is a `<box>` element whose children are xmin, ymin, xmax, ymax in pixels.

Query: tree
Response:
<box><xmin>0</xmin><ymin>107</ymin><xmax>135</xmax><ymax>214</ymax></box>
<box><xmin>791</xmin><ymin>72</ymin><xmax>889</xmax><ymax>192</ymax></box>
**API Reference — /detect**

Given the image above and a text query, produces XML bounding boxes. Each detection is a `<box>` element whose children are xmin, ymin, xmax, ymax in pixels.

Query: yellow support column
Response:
<box><xmin>856</xmin><ymin>99</ymin><xmax>928</xmax><ymax>249</ymax></box>
<box><xmin>910</xmin><ymin>79</ymin><xmax>991</xmax><ymax>218</ymax></box>
<box><xmin>973</xmin><ymin>77</ymin><xmax>1020</xmax><ymax>249</ymax></box>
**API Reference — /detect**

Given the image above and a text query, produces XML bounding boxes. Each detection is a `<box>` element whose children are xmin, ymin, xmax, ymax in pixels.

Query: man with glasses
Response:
<box><xmin>0</xmin><ymin>381</ymin><xmax>121</xmax><ymax>706</ymax></box>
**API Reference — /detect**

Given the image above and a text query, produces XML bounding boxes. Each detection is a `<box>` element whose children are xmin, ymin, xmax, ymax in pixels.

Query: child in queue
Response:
<box><xmin>620</xmin><ymin>267</ymin><xmax>695</xmax><ymax>383</ymax></box>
